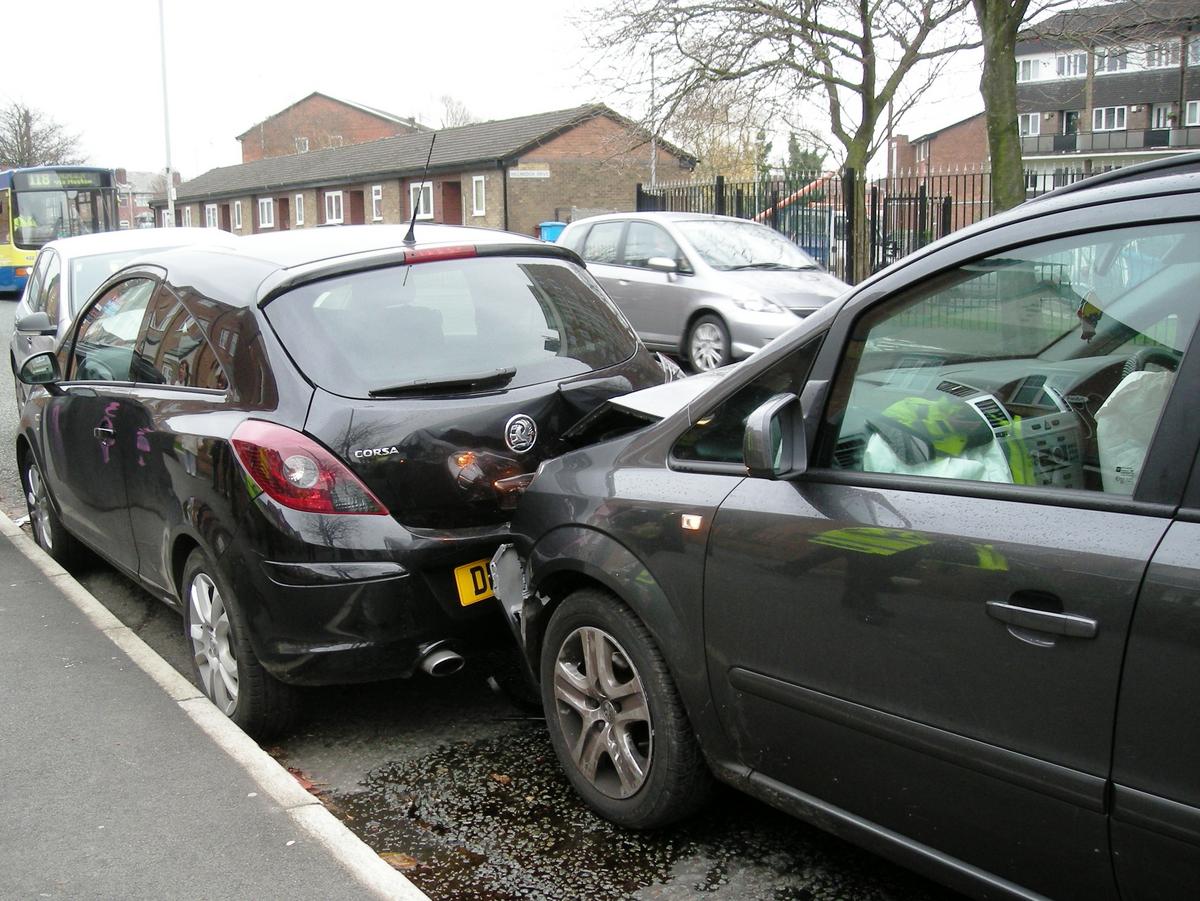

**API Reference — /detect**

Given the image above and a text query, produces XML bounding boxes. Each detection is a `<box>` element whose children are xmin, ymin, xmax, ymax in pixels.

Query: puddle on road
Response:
<box><xmin>332</xmin><ymin>721</ymin><xmax>959</xmax><ymax>901</ymax></box>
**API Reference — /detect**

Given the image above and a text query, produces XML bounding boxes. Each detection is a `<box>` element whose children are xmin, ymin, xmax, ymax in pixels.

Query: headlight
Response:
<box><xmin>731</xmin><ymin>296</ymin><xmax>788</xmax><ymax>314</ymax></box>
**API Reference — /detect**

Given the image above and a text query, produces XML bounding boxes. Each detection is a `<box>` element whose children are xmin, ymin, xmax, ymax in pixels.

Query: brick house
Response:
<box><xmin>236</xmin><ymin>92</ymin><xmax>428</xmax><ymax>163</ymax></box>
<box><xmin>1015</xmin><ymin>0</ymin><xmax>1200</xmax><ymax>186</ymax></box>
<box><xmin>157</xmin><ymin>104</ymin><xmax>695</xmax><ymax>237</ymax></box>
<box><xmin>890</xmin><ymin>112</ymin><xmax>989</xmax><ymax>176</ymax></box>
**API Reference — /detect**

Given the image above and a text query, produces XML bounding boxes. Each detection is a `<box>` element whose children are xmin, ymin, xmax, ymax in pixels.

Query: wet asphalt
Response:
<box><xmin>0</xmin><ymin>297</ymin><xmax>962</xmax><ymax>900</ymax></box>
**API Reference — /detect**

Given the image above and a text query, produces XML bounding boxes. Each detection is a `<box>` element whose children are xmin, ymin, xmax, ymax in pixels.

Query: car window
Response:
<box><xmin>71</xmin><ymin>278</ymin><xmax>158</xmax><ymax>382</ymax></box>
<box><xmin>70</xmin><ymin>250</ymin><xmax>156</xmax><ymax>315</ymax></box>
<box><xmin>673</xmin><ymin>338</ymin><xmax>822</xmax><ymax>465</ymax></box>
<box><xmin>622</xmin><ymin>222</ymin><xmax>685</xmax><ymax>269</ymax></box>
<box><xmin>821</xmin><ymin>221</ymin><xmax>1200</xmax><ymax>496</ymax></box>
<box><xmin>136</xmin><ymin>289</ymin><xmax>229</xmax><ymax>390</ymax></box>
<box><xmin>42</xmin><ymin>251</ymin><xmax>62</xmax><ymax>322</ymax></box>
<box><xmin>675</xmin><ymin>219</ymin><xmax>819</xmax><ymax>271</ymax></box>
<box><xmin>558</xmin><ymin>225</ymin><xmax>587</xmax><ymax>254</ymax></box>
<box><xmin>581</xmin><ymin>221</ymin><xmax>624</xmax><ymax>264</ymax></box>
<box><xmin>25</xmin><ymin>251</ymin><xmax>50</xmax><ymax>311</ymax></box>
<box><xmin>264</xmin><ymin>257</ymin><xmax>641</xmax><ymax>398</ymax></box>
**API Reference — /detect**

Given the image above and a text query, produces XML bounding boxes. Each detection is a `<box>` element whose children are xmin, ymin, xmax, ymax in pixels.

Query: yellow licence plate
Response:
<box><xmin>454</xmin><ymin>558</ymin><xmax>495</xmax><ymax>607</ymax></box>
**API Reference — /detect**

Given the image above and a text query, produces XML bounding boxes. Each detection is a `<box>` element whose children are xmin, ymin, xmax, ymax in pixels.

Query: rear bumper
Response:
<box><xmin>0</xmin><ymin>266</ymin><xmax>28</xmax><ymax>295</ymax></box>
<box><xmin>220</xmin><ymin>504</ymin><xmax>512</xmax><ymax>686</ymax></box>
<box><xmin>728</xmin><ymin>312</ymin><xmax>800</xmax><ymax>360</ymax></box>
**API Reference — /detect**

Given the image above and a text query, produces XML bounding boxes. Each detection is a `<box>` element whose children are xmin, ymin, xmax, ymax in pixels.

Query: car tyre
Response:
<box><xmin>21</xmin><ymin>451</ymin><xmax>82</xmax><ymax>568</ymax></box>
<box><xmin>540</xmin><ymin>587</ymin><xmax>712</xmax><ymax>828</ymax></box>
<box><xmin>182</xmin><ymin>547</ymin><xmax>299</xmax><ymax>739</ymax></box>
<box><xmin>686</xmin><ymin>314</ymin><xmax>731</xmax><ymax>372</ymax></box>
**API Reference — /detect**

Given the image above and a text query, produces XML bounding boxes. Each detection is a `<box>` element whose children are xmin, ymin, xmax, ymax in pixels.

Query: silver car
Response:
<box><xmin>10</xmin><ymin>227</ymin><xmax>239</xmax><ymax>406</ymax></box>
<box><xmin>559</xmin><ymin>212</ymin><xmax>848</xmax><ymax>371</ymax></box>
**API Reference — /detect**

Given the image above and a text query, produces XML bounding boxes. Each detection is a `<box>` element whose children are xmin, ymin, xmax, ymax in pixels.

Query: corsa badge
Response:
<box><xmin>504</xmin><ymin>414</ymin><xmax>538</xmax><ymax>453</ymax></box>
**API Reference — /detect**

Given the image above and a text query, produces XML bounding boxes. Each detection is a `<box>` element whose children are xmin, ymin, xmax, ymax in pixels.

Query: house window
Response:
<box><xmin>1187</xmin><ymin>101</ymin><xmax>1200</xmax><ymax>127</ymax></box>
<box><xmin>371</xmin><ymin>184</ymin><xmax>383</xmax><ymax>221</ymax></box>
<box><xmin>233</xmin><ymin>201</ymin><xmax>242</xmax><ymax>230</ymax></box>
<box><xmin>472</xmin><ymin>176</ymin><xmax>485</xmax><ymax>216</ymax></box>
<box><xmin>1055</xmin><ymin>52</ymin><xmax>1086</xmax><ymax>77</ymax></box>
<box><xmin>1094</xmin><ymin>48</ymin><xmax>1127</xmax><ymax>73</ymax></box>
<box><xmin>258</xmin><ymin>197</ymin><xmax>275</xmax><ymax>229</ymax></box>
<box><xmin>324</xmin><ymin>190</ymin><xmax>344</xmax><ymax>224</ymax></box>
<box><xmin>327</xmin><ymin>134</ymin><xmax>344</xmax><ymax>148</ymax></box>
<box><xmin>182</xmin><ymin>206</ymin><xmax>192</xmax><ymax>227</ymax></box>
<box><xmin>161</xmin><ymin>209</ymin><xmax>170</xmax><ymax>228</ymax></box>
<box><xmin>295</xmin><ymin>194</ymin><xmax>304</xmax><ymax>226</ymax></box>
<box><xmin>1018</xmin><ymin>113</ymin><xmax>1040</xmax><ymax>137</ymax></box>
<box><xmin>1152</xmin><ymin>103</ymin><xmax>1175</xmax><ymax>129</ymax></box>
<box><xmin>1062</xmin><ymin>110</ymin><xmax>1080</xmax><ymax>135</ymax></box>
<box><xmin>409</xmin><ymin>181</ymin><xmax>433</xmax><ymax>220</ymax></box>
<box><xmin>1145</xmin><ymin>42</ymin><xmax>1180</xmax><ymax>69</ymax></box>
<box><xmin>204</xmin><ymin>204</ymin><xmax>218</xmax><ymax>228</ymax></box>
<box><xmin>295</xmin><ymin>136</ymin><xmax>309</xmax><ymax>153</ymax></box>
<box><xmin>1017</xmin><ymin>58</ymin><xmax>1037</xmax><ymax>82</ymax></box>
<box><xmin>915</xmin><ymin>141</ymin><xmax>929</xmax><ymax>162</ymax></box>
<box><xmin>1092</xmin><ymin>106</ymin><xmax>1127</xmax><ymax>131</ymax></box>
<box><xmin>1190</xmin><ymin>37</ymin><xmax>1200</xmax><ymax>66</ymax></box>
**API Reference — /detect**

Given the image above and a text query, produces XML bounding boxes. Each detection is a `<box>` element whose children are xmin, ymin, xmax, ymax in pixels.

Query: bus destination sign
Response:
<box><xmin>13</xmin><ymin>170</ymin><xmax>109</xmax><ymax>191</ymax></box>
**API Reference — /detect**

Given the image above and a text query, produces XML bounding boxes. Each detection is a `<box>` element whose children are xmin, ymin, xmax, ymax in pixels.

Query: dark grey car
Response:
<box><xmin>494</xmin><ymin>154</ymin><xmax>1200</xmax><ymax>901</ymax></box>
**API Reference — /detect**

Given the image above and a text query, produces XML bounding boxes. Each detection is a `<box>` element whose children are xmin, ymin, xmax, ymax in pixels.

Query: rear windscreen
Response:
<box><xmin>264</xmin><ymin>257</ymin><xmax>640</xmax><ymax>398</ymax></box>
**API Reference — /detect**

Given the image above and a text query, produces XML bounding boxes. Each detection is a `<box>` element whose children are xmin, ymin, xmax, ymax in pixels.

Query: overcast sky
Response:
<box><xmin>9</xmin><ymin>0</ymin><xmax>984</xmax><ymax>179</ymax></box>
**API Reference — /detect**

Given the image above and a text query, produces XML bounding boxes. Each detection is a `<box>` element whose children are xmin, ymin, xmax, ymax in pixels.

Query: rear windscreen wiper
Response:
<box><xmin>369</xmin><ymin>367</ymin><xmax>517</xmax><ymax>397</ymax></box>
<box><xmin>729</xmin><ymin>262</ymin><xmax>816</xmax><ymax>271</ymax></box>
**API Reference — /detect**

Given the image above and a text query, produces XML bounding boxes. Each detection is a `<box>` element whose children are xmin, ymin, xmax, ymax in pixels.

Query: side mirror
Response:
<box><xmin>18</xmin><ymin>352</ymin><xmax>63</xmax><ymax>392</ymax></box>
<box><xmin>743</xmin><ymin>392</ymin><xmax>807</xmax><ymax>479</ymax></box>
<box><xmin>646</xmin><ymin>256</ymin><xmax>679</xmax><ymax>274</ymax></box>
<box><xmin>16</xmin><ymin>312</ymin><xmax>58</xmax><ymax>336</ymax></box>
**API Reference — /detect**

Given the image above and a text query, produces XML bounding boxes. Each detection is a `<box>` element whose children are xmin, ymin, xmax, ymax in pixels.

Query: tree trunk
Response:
<box><xmin>844</xmin><ymin>142</ymin><xmax>871</xmax><ymax>284</ymax></box>
<box><xmin>975</xmin><ymin>1</ymin><xmax>1027</xmax><ymax>213</ymax></box>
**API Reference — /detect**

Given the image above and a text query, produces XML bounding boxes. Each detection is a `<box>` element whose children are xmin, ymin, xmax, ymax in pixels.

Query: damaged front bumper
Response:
<box><xmin>489</xmin><ymin>543</ymin><xmax>545</xmax><ymax>683</ymax></box>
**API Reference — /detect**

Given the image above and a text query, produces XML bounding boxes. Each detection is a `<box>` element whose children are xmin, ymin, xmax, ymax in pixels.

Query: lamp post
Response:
<box><xmin>649</xmin><ymin>50</ymin><xmax>658</xmax><ymax>190</ymax></box>
<box><xmin>158</xmin><ymin>0</ymin><xmax>175</xmax><ymax>227</ymax></box>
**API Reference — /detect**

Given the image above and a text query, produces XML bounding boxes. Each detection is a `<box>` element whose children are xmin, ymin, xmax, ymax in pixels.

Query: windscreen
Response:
<box><xmin>13</xmin><ymin>189</ymin><xmax>118</xmax><ymax>250</ymax></box>
<box><xmin>264</xmin><ymin>256</ymin><xmax>641</xmax><ymax>398</ymax></box>
<box><xmin>676</xmin><ymin>219</ymin><xmax>819</xmax><ymax>270</ymax></box>
<box><xmin>70</xmin><ymin>250</ymin><xmax>148</xmax><ymax>313</ymax></box>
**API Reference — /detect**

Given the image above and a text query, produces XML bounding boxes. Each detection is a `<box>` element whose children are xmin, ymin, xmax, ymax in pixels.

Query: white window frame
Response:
<box><xmin>371</xmin><ymin>184</ymin><xmax>383</xmax><ymax>221</ymax></box>
<box><xmin>182</xmin><ymin>206</ymin><xmax>192</xmax><ymax>227</ymax></box>
<box><xmin>914</xmin><ymin>141</ymin><xmax>929</xmax><ymax>162</ymax></box>
<box><xmin>472</xmin><ymin>175</ymin><xmax>486</xmax><ymax>216</ymax></box>
<box><xmin>1092</xmin><ymin>106</ymin><xmax>1127</xmax><ymax>131</ymax></box>
<box><xmin>1151</xmin><ymin>103</ymin><xmax>1175</xmax><ymax>129</ymax></box>
<box><xmin>1055</xmin><ymin>52</ymin><xmax>1086</xmax><ymax>78</ymax></box>
<box><xmin>324</xmin><ymin>190</ymin><xmax>344</xmax><ymax>225</ymax></box>
<box><xmin>204</xmin><ymin>204</ymin><xmax>218</xmax><ymax>228</ymax></box>
<box><xmin>1018</xmin><ymin>113</ymin><xmax>1040</xmax><ymax>137</ymax></box>
<box><xmin>258</xmin><ymin>197</ymin><xmax>275</xmax><ymax>229</ymax></box>
<box><xmin>161</xmin><ymin>209</ymin><xmax>171</xmax><ymax>228</ymax></box>
<box><xmin>1190</xmin><ymin>37</ymin><xmax>1200</xmax><ymax>66</ymax></box>
<box><xmin>409</xmin><ymin>181</ymin><xmax>433</xmax><ymax>220</ymax></box>
<box><xmin>234</xmin><ymin>200</ymin><xmax>242</xmax><ymax>229</ymax></box>
<box><xmin>295</xmin><ymin>193</ymin><xmax>304</xmax><ymax>226</ymax></box>
<box><xmin>1144</xmin><ymin>42</ymin><xmax>1180</xmax><ymax>70</ymax></box>
<box><xmin>1016</xmin><ymin>58</ymin><xmax>1036</xmax><ymax>83</ymax></box>
<box><xmin>295</xmin><ymin>136</ymin><xmax>309</xmax><ymax>153</ymax></box>
<box><xmin>1187</xmin><ymin>101</ymin><xmax>1200</xmax><ymax>127</ymax></box>
<box><xmin>1094</xmin><ymin>48</ymin><xmax>1127</xmax><ymax>74</ymax></box>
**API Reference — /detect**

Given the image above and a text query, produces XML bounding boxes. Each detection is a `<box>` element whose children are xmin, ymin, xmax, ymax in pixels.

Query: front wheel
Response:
<box><xmin>541</xmin><ymin>588</ymin><xmax>712</xmax><ymax>828</ymax></box>
<box><xmin>21</xmin><ymin>451</ymin><xmax>81</xmax><ymax>568</ymax></box>
<box><xmin>686</xmin><ymin>314</ymin><xmax>731</xmax><ymax>372</ymax></box>
<box><xmin>182</xmin><ymin>548</ymin><xmax>299</xmax><ymax>739</ymax></box>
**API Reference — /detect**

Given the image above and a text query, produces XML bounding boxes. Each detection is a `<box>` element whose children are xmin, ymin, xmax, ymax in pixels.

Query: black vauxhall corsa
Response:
<box><xmin>13</xmin><ymin>223</ymin><xmax>675</xmax><ymax>737</ymax></box>
<box><xmin>491</xmin><ymin>154</ymin><xmax>1200</xmax><ymax>900</ymax></box>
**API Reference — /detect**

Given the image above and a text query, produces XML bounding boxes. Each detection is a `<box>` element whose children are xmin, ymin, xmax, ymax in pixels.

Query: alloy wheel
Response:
<box><xmin>188</xmin><ymin>572</ymin><xmax>239</xmax><ymax>715</ymax></box>
<box><xmin>25</xmin><ymin>462</ymin><xmax>52</xmax><ymax>551</ymax></box>
<box><xmin>690</xmin><ymin>322</ymin><xmax>727</xmax><ymax>371</ymax></box>
<box><xmin>551</xmin><ymin>626</ymin><xmax>652</xmax><ymax>799</ymax></box>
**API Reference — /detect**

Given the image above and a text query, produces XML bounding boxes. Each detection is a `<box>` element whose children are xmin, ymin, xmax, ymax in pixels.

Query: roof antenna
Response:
<box><xmin>404</xmin><ymin>132</ymin><xmax>437</xmax><ymax>246</ymax></box>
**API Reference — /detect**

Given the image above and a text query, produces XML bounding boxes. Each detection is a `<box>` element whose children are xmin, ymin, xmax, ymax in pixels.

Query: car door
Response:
<box><xmin>613</xmin><ymin>220</ymin><xmax>699</xmax><ymax>348</ymax></box>
<box><xmin>578</xmin><ymin>219</ymin><xmax>640</xmax><ymax>326</ymax></box>
<box><xmin>38</xmin><ymin>275</ymin><xmax>160</xmax><ymax>575</ymax></box>
<box><xmin>700</xmin><ymin>211</ymin><xmax>1200</xmax><ymax>900</ymax></box>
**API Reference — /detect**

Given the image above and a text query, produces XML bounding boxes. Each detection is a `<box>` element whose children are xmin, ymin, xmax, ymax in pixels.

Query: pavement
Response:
<box><xmin>0</xmin><ymin>511</ymin><xmax>426</xmax><ymax>901</ymax></box>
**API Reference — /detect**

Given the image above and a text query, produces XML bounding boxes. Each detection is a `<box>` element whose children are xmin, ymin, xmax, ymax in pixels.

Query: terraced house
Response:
<box><xmin>157</xmin><ymin>103</ymin><xmax>695</xmax><ymax>238</ymax></box>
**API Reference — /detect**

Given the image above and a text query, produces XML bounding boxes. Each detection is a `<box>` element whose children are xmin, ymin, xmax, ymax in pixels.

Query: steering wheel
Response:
<box><xmin>1121</xmin><ymin>347</ymin><xmax>1181</xmax><ymax>378</ymax></box>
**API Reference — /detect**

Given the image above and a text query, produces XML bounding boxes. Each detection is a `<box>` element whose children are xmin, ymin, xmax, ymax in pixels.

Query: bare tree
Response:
<box><xmin>0</xmin><ymin>102</ymin><xmax>84</xmax><ymax>169</ymax></box>
<box><xmin>438</xmin><ymin>95</ymin><xmax>479</xmax><ymax>129</ymax></box>
<box><xmin>588</xmin><ymin>0</ymin><xmax>977</xmax><ymax>280</ymax></box>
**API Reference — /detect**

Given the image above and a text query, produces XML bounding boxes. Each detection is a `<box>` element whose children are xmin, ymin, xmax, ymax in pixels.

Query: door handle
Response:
<box><xmin>985</xmin><ymin>600</ymin><xmax>1097</xmax><ymax>639</ymax></box>
<box><xmin>617</xmin><ymin>280</ymin><xmax>631</xmax><ymax>286</ymax></box>
<box><xmin>93</xmin><ymin>427</ymin><xmax>115</xmax><ymax>440</ymax></box>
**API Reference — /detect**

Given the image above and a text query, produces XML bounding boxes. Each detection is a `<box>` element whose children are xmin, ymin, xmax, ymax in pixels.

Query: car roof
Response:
<box><xmin>38</xmin><ymin>227</ymin><xmax>239</xmax><ymax>261</ymax></box>
<box><xmin>564</xmin><ymin>211</ymin><xmax>745</xmax><ymax>227</ymax></box>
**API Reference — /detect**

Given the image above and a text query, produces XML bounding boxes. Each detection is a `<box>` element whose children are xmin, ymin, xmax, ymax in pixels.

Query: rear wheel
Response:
<box><xmin>686</xmin><ymin>315</ymin><xmax>731</xmax><ymax>372</ymax></box>
<box><xmin>21</xmin><ymin>451</ymin><xmax>81</xmax><ymax>568</ymax></box>
<box><xmin>182</xmin><ymin>548</ymin><xmax>299</xmax><ymax>739</ymax></box>
<box><xmin>540</xmin><ymin>588</ymin><xmax>712</xmax><ymax>828</ymax></box>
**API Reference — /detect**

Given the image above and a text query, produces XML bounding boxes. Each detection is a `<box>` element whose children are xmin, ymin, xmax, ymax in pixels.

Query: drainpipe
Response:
<box><xmin>501</xmin><ymin>160</ymin><xmax>509</xmax><ymax>231</ymax></box>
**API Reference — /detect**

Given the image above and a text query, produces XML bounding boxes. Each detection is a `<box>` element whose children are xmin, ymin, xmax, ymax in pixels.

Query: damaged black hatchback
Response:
<box><xmin>14</xmin><ymin>224</ymin><xmax>673</xmax><ymax>737</ymax></box>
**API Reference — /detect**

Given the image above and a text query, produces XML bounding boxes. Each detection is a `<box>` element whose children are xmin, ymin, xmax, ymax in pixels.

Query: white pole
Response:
<box><xmin>159</xmin><ymin>0</ymin><xmax>175</xmax><ymax>227</ymax></box>
<box><xmin>649</xmin><ymin>51</ymin><xmax>657</xmax><ymax>190</ymax></box>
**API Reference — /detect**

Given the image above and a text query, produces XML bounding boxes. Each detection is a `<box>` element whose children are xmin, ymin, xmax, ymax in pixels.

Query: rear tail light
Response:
<box><xmin>232</xmin><ymin>420</ymin><xmax>387</xmax><ymax>515</ymax></box>
<box><xmin>402</xmin><ymin>245</ymin><xmax>476</xmax><ymax>264</ymax></box>
<box><xmin>447</xmin><ymin>450</ymin><xmax>531</xmax><ymax>510</ymax></box>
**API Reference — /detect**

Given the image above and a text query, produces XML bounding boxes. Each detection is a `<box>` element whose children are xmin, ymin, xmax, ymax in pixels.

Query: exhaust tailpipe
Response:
<box><xmin>418</xmin><ymin>642</ymin><xmax>465</xmax><ymax>677</ymax></box>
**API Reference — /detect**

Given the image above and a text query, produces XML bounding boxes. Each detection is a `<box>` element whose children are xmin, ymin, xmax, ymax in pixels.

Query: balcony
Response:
<box><xmin>1021</xmin><ymin>127</ymin><xmax>1200</xmax><ymax>155</ymax></box>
